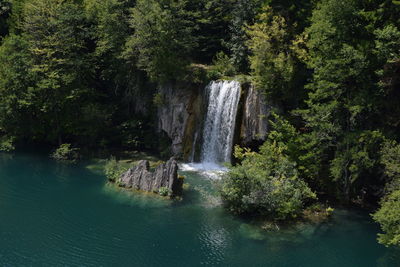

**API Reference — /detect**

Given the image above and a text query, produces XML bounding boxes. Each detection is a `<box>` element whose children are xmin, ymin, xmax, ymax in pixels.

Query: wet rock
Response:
<box><xmin>119</xmin><ymin>157</ymin><xmax>183</xmax><ymax>197</ymax></box>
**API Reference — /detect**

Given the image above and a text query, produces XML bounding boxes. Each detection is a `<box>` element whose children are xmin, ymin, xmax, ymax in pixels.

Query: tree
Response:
<box><xmin>297</xmin><ymin>0</ymin><xmax>384</xmax><ymax>200</ymax></box>
<box><xmin>85</xmin><ymin>0</ymin><xmax>142</xmax><ymax>104</ymax></box>
<box><xmin>220</xmin><ymin>114</ymin><xmax>315</xmax><ymax>220</ymax></box>
<box><xmin>373</xmin><ymin>24</ymin><xmax>400</xmax><ymax>135</ymax></box>
<box><xmin>125</xmin><ymin>0</ymin><xmax>197</xmax><ymax>83</ymax></box>
<box><xmin>22</xmin><ymin>0</ymin><xmax>95</xmax><ymax>144</ymax></box>
<box><xmin>190</xmin><ymin>0</ymin><xmax>235</xmax><ymax>63</ymax></box>
<box><xmin>0</xmin><ymin>0</ymin><xmax>11</xmax><ymax>39</ymax></box>
<box><xmin>264</xmin><ymin>0</ymin><xmax>314</xmax><ymax>33</ymax></box>
<box><xmin>225</xmin><ymin>0</ymin><xmax>262</xmax><ymax>72</ymax></box>
<box><xmin>373</xmin><ymin>190</ymin><xmax>400</xmax><ymax>247</ymax></box>
<box><xmin>246</xmin><ymin>5</ymin><xmax>304</xmax><ymax>108</ymax></box>
<box><xmin>373</xmin><ymin>141</ymin><xmax>400</xmax><ymax>247</ymax></box>
<box><xmin>0</xmin><ymin>34</ymin><xmax>34</xmax><ymax>144</ymax></box>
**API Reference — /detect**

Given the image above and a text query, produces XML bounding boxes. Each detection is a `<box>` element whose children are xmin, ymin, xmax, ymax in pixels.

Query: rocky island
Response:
<box><xmin>118</xmin><ymin>157</ymin><xmax>183</xmax><ymax>197</ymax></box>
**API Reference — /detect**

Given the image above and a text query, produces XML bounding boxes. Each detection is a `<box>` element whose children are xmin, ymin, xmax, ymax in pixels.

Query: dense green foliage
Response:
<box><xmin>51</xmin><ymin>143</ymin><xmax>80</xmax><ymax>162</ymax></box>
<box><xmin>221</xmin><ymin>115</ymin><xmax>316</xmax><ymax>220</ymax></box>
<box><xmin>225</xmin><ymin>0</ymin><xmax>400</xmax><ymax>242</ymax></box>
<box><xmin>372</xmin><ymin>141</ymin><xmax>400</xmax><ymax>246</ymax></box>
<box><xmin>1</xmin><ymin>0</ymin><xmax>400</xmax><ymax>245</ymax></box>
<box><xmin>246</xmin><ymin>6</ymin><xmax>297</xmax><ymax>106</ymax></box>
<box><xmin>104</xmin><ymin>157</ymin><xmax>128</xmax><ymax>183</ymax></box>
<box><xmin>373</xmin><ymin>190</ymin><xmax>400</xmax><ymax>247</ymax></box>
<box><xmin>125</xmin><ymin>0</ymin><xmax>197</xmax><ymax>82</ymax></box>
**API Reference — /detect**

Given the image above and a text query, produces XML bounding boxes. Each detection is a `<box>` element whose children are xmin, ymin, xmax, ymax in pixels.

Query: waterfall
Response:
<box><xmin>200</xmin><ymin>80</ymin><xmax>241</xmax><ymax>165</ymax></box>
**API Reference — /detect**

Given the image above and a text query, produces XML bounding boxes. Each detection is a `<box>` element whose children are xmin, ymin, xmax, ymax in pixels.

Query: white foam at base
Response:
<box><xmin>179</xmin><ymin>163</ymin><xmax>228</xmax><ymax>180</ymax></box>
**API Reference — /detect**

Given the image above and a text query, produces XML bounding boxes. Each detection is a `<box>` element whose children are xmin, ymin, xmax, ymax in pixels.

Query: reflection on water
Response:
<box><xmin>102</xmin><ymin>183</ymin><xmax>172</xmax><ymax>209</ymax></box>
<box><xmin>239</xmin><ymin>223</ymin><xmax>267</xmax><ymax>240</ymax></box>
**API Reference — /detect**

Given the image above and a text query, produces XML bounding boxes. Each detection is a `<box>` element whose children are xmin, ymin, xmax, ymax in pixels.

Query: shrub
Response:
<box><xmin>51</xmin><ymin>143</ymin><xmax>79</xmax><ymax>162</ymax></box>
<box><xmin>208</xmin><ymin>51</ymin><xmax>236</xmax><ymax>79</ymax></box>
<box><xmin>0</xmin><ymin>135</ymin><xmax>15</xmax><ymax>152</ymax></box>
<box><xmin>158</xmin><ymin>186</ymin><xmax>171</xmax><ymax>197</ymax></box>
<box><xmin>104</xmin><ymin>157</ymin><xmax>127</xmax><ymax>183</ymax></box>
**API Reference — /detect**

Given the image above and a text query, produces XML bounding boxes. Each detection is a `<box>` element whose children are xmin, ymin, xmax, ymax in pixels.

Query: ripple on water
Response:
<box><xmin>0</xmin><ymin>153</ymin><xmax>398</xmax><ymax>266</ymax></box>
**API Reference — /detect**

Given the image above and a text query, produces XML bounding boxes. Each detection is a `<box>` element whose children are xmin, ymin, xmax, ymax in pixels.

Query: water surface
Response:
<box><xmin>0</xmin><ymin>152</ymin><xmax>398</xmax><ymax>266</ymax></box>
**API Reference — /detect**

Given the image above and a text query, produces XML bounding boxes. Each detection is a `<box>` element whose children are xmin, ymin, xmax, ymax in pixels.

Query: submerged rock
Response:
<box><xmin>119</xmin><ymin>157</ymin><xmax>183</xmax><ymax>197</ymax></box>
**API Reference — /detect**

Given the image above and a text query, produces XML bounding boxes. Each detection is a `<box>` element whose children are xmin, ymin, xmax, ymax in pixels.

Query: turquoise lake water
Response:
<box><xmin>0</xmin><ymin>152</ymin><xmax>399</xmax><ymax>266</ymax></box>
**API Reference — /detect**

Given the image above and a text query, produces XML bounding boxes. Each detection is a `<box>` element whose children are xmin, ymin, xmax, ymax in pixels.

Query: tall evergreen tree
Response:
<box><xmin>298</xmin><ymin>0</ymin><xmax>388</xmax><ymax>200</ymax></box>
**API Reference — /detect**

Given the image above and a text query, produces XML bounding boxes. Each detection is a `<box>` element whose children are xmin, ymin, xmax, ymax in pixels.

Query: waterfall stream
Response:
<box><xmin>200</xmin><ymin>80</ymin><xmax>241</xmax><ymax>165</ymax></box>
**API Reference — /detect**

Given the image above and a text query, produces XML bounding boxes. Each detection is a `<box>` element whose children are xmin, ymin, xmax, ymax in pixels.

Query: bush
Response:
<box><xmin>158</xmin><ymin>186</ymin><xmax>171</xmax><ymax>197</ymax></box>
<box><xmin>51</xmin><ymin>143</ymin><xmax>80</xmax><ymax>162</ymax></box>
<box><xmin>208</xmin><ymin>51</ymin><xmax>236</xmax><ymax>79</ymax></box>
<box><xmin>221</xmin><ymin>142</ymin><xmax>316</xmax><ymax>221</ymax></box>
<box><xmin>104</xmin><ymin>157</ymin><xmax>127</xmax><ymax>183</ymax></box>
<box><xmin>0</xmin><ymin>135</ymin><xmax>15</xmax><ymax>152</ymax></box>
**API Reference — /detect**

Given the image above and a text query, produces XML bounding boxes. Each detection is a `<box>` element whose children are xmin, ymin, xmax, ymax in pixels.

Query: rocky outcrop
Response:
<box><xmin>240</xmin><ymin>84</ymin><xmax>269</xmax><ymax>146</ymax></box>
<box><xmin>119</xmin><ymin>157</ymin><xmax>183</xmax><ymax>197</ymax></box>
<box><xmin>157</xmin><ymin>84</ymin><xmax>205</xmax><ymax>158</ymax></box>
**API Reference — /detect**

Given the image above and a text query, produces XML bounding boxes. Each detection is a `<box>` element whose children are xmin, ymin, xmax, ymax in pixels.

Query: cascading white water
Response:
<box><xmin>200</xmin><ymin>80</ymin><xmax>241</xmax><ymax>165</ymax></box>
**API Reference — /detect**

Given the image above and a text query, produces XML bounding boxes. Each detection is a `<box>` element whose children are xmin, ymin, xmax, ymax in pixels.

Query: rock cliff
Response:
<box><xmin>240</xmin><ymin>84</ymin><xmax>269</xmax><ymax>146</ymax></box>
<box><xmin>157</xmin><ymin>84</ymin><xmax>205</xmax><ymax>159</ymax></box>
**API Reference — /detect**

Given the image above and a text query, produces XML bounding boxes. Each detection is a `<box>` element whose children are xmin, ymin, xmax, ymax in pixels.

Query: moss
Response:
<box><xmin>153</xmin><ymin>92</ymin><xmax>165</xmax><ymax>106</ymax></box>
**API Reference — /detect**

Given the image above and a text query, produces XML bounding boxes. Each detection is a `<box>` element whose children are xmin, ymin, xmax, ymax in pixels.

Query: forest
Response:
<box><xmin>0</xmin><ymin>0</ymin><xmax>400</xmax><ymax>247</ymax></box>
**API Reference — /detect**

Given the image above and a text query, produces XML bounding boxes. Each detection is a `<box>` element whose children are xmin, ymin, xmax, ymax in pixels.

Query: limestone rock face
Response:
<box><xmin>240</xmin><ymin>85</ymin><xmax>269</xmax><ymax>145</ymax></box>
<box><xmin>119</xmin><ymin>157</ymin><xmax>183</xmax><ymax>197</ymax></box>
<box><xmin>157</xmin><ymin>84</ymin><xmax>204</xmax><ymax>158</ymax></box>
<box><xmin>158</xmin><ymin>86</ymin><xmax>191</xmax><ymax>156</ymax></box>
